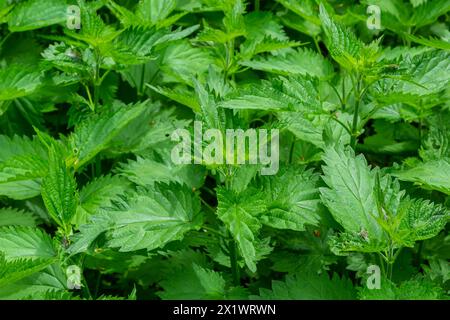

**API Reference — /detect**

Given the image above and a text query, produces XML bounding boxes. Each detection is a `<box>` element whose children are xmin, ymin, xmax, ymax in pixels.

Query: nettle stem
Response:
<box><xmin>229</xmin><ymin>237</ymin><xmax>241</xmax><ymax>286</ymax></box>
<box><xmin>225</xmin><ymin>171</ymin><xmax>241</xmax><ymax>286</ymax></box>
<box><xmin>255</xmin><ymin>0</ymin><xmax>260</xmax><ymax>11</ymax></box>
<box><xmin>350</xmin><ymin>73</ymin><xmax>363</xmax><ymax>149</ymax></box>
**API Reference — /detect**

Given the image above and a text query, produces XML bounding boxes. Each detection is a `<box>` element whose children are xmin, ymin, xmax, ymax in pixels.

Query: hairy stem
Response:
<box><xmin>229</xmin><ymin>237</ymin><xmax>241</xmax><ymax>286</ymax></box>
<box><xmin>350</xmin><ymin>74</ymin><xmax>362</xmax><ymax>149</ymax></box>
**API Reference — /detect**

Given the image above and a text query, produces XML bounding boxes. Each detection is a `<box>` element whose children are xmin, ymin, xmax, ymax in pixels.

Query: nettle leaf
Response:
<box><xmin>119</xmin><ymin>157</ymin><xmax>206</xmax><ymax>189</ymax></box>
<box><xmin>320</xmin><ymin>147</ymin><xmax>387</xmax><ymax>245</ymax></box>
<box><xmin>66</xmin><ymin>0</ymin><xmax>120</xmax><ymax>48</ymax></box>
<box><xmin>148</xmin><ymin>84</ymin><xmax>200</xmax><ymax>110</ymax></box>
<box><xmin>41</xmin><ymin>43</ymin><xmax>93</xmax><ymax>81</ymax></box>
<box><xmin>256</xmin><ymin>166</ymin><xmax>322</xmax><ymax>231</ymax></box>
<box><xmin>393</xmin><ymin>159</ymin><xmax>450</xmax><ymax>195</ymax></box>
<box><xmin>358</xmin><ymin>277</ymin><xmax>446</xmax><ymax>300</ymax></box>
<box><xmin>244</xmin><ymin>11</ymin><xmax>290</xmax><ymax>42</ymax></box>
<box><xmin>256</xmin><ymin>272</ymin><xmax>356</xmax><ymax>300</ymax></box>
<box><xmin>160</xmin><ymin>41</ymin><xmax>213</xmax><ymax>84</ymax></box>
<box><xmin>7</xmin><ymin>0</ymin><xmax>67</xmax><ymax>32</ymax></box>
<box><xmin>241</xmin><ymin>48</ymin><xmax>334</xmax><ymax>79</ymax></box>
<box><xmin>107</xmin><ymin>184</ymin><xmax>203</xmax><ymax>252</ymax></box>
<box><xmin>322</xmin><ymin>146</ymin><xmax>449</xmax><ymax>254</ymax></box>
<box><xmin>0</xmin><ymin>263</ymin><xmax>68</xmax><ymax>299</ymax></box>
<box><xmin>239</xmin><ymin>11</ymin><xmax>301</xmax><ymax>58</ymax></box>
<box><xmin>0</xmin><ymin>64</ymin><xmax>42</xmax><ymax>101</ymax></box>
<box><xmin>410</xmin><ymin>0</ymin><xmax>450</xmax><ymax>29</ymax></box>
<box><xmin>158</xmin><ymin>263</ymin><xmax>237</xmax><ymax>300</ymax></box>
<box><xmin>0</xmin><ymin>135</ymin><xmax>48</xmax><ymax>200</ymax></box>
<box><xmin>109</xmin><ymin>0</ymin><xmax>184</xmax><ymax>28</ymax></box>
<box><xmin>41</xmin><ymin>147</ymin><xmax>78</xmax><ymax>232</ymax></box>
<box><xmin>70</xmin><ymin>183</ymin><xmax>202</xmax><ymax>253</ymax></box>
<box><xmin>69</xmin><ymin>102</ymin><xmax>148</xmax><ymax>169</ymax></box>
<box><xmin>0</xmin><ymin>226</ymin><xmax>57</xmax><ymax>287</ymax></box>
<box><xmin>420</xmin><ymin>114</ymin><xmax>450</xmax><ymax>161</ymax></box>
<box><xmin>318</xmin><ymin>4</ymin><xmax>365</xmax><ymax>70</ymax></box>
<box><xmin>108</xmin><ymin>106</ymin><xmax>190</xmax><ymax>154</ymax></box>
<box><xmin>111</xmin><ymin>26</ymin><xmax>164</xmax><ymax>65</ymax></box>
<box><xmin>0</xmin><ymin>208</ymin><xmax>38</xmax><ymax>227</ymax></box>
<box><xmin>404</xmin><ymin>34</ymin><xmax>450</xmax><ymax>51</ymax></box>
<box><xmin>0</xmin><ymin>226</ymin><xmax>56</xmax><ymax>259</ymax></box>
<box><xmin>279</xmin><ymin>112</ymin><xmax>352</xmax><ymax>149</ymax></box>
<box><xmin>0</xmin><ymin>253</ymin><xmax>56</xmax><ymax>287</ymax></box>
<box><xmin>395</xmin><ymin>198</ymin><xmax>449</xmax><ymax>246</ymax></box>
<box><xmin>74</xmin><ymin>175</ymin><xmax>131</xmax><ymax>226</ymax></box>
<box><xmin>220</xmin><ymin>75</ymin><xmax>322</xmax><ymax>112</ymax></box>
<box><xmin>275</xmin><ymin>0</ymin><xmax>321</xmax><ymax>26</ymax></box>
<box><xmin>374</xmin><ymin>50</ymin><xmax>450</xmax><ymax>101</ymax></box>
<box><xmin>216</xmin><ymin>187</ymin><xmax>266</xmax><ymax>272</ymax></box>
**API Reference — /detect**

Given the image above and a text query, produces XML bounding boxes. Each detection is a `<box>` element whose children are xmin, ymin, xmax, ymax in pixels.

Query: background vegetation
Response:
<box><xmin>0</xmin><ymin>0</ymin><xmax>449</xmax><ymax>300</ymax></box>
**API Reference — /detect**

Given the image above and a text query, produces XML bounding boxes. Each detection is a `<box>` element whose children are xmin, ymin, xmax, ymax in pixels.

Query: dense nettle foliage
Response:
<box><xmin>0</xmin><ymin>0</ymin><xmax>449</xmax><ymax>300</ymax></box>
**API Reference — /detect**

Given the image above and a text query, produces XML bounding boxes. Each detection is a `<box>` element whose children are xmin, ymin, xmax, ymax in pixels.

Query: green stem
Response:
<box><xmin>202</xmin><ymin>225</ymin><xmax>225</xmax><ymax>238</ymax></box>
<box><xmin>416</xmin><ymin>241</ymin><xmax>424</xmax><ymax>267</ymax></box>
<box><xmin>84</xmin><ymin>84</ymin><xmax>95</xmax><ymax>112</ymax></box>
<box><xmin>139</xmin><ymin>63</ymin><xmax>147</xmax><ymax>98</ymax></box>
<box><xmin>341</xmin><ymin>74</ymin><xmax>346</xmax><ymax>109</ymax></box>
<box><xmin>0</xmin><ymin>31</ymin><xmax>13</xmax><ymax>53</ymax></box>
<box><xmin>225</xmin><ymin>173</ymin><xmax>240</xmax><ymax>286</ymax></box>
<box><xmin>200</xmin><ymin>197</ymin><xmax>216</xmax><ymax>214</ymax></box>
<box><xmin>378</xmin><ymin>253</ymin><xmax>386</xmax><ymax>277</ymax></box>
<box><xmin>329</xmin><ymin>82</ymin><xmax>344</xmax><ymax>108</ymax></box>
<box><xmin>229</xmin><ymin>237</ymin><xmax>240</xmax><ymax>286</ymax></box>
<box><xmin>255</xmin><ymin>0</ymin><xmax>260</xmax><ymax>11</ymax></box>
<box><xmin>350</xmin><ymin>99</ymin><xmax>360</xmax><ymax>149</ymax></box>
<box><xmin>94</xmin><ymin>272</ymin><xmax>102</xmax><ymax>299</ymax></box>
<box><xmin>288</xmin><ymin>138</ymin><xmax>295</xmax><ymax>164</ymax></box>
<box><xmin>313</xmin><ymin>36</ymin><xmax>321</xmax><ymax>54</ymax></box>
<box><xmin>350</xmin><ymin>74</ymin><xmax>362</xmax><ymax>149</ymax></box>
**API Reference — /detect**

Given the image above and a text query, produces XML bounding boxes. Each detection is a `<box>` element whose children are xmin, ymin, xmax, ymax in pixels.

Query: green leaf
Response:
<box><xmin>0</xmin><ymin>264</ymin><xmax>68</xmax><ymax>299</ymax></box>
<box><xmin>374</xmin><ymin>50</ymin><xmax>450</xmax><ymax>100</ymax></box>
<box><xmin>318</xmin><ymin>4</ymin><xmax>365</xmax><ymax>70</ymax></box>
<box><xmin>74</xmin><ymin>175</ymin><xmax>131</xmax><ymax>226</ymax></box>
<box><xmin>108</xmin><ymin>0</ymin><xmax>184</xmax><ymax>28</ymax></box>
<box><xmin>0</xmin><ymin>253</ymin><xmax>56</xmax><ymax>287</ymax></box>
<box><xmin>257</xmin><ymin>166</ymin><xmax>322</xmax><ymax>231</ymax></box>
<box><xmin>70</xmin><ymin>184</ymin><xmax>202</xmax><ymax>253</ymax></box>
<box><xmin>359</xmin><ymin>277</ymin><xmax>446</xmax><ymax>300</ymax></box>
<box><xmin>158</xmin><ymin>263</ymin><xmax>228</xmax><ymax>299</ymax></box>
<box><xmin>0</xmin><ymin>208</ymin><xmax>38</xmax><ymax>227</ymax></box>
<box><xmin>404</xmin><ymin>34</ymin><xmax>450</xmax><ymax>51</ymax></box>
<box><xmin>241</xmin><ymin>48</ymin><xmax>334</xmax><ymax>79</ymax></box>
<box><xmin>395</xmin><ymin>198</ymin><xmax>449</xmax><ymax>246</ymax></box>
<box><xmin>69</xmin><ymin>102</ymin><xmax>148</xmax><ymax>169</ymax></box>
<box><xmin>119</xmin><ymin>157</ymin><xmax>206</xmax><ymax>189</ymax></box>
<box><xmin>111</xmin><ymin>26</ymin><xmax>164</xmax><ymax>65</ymax></box>
<box><xmin>0</xmin><ymin>135</ymin><xmax>48</xmax><ymax>200</ymax></box>
<box><xmin>410</xmin><ymin>0</ymin><xmax>450</xmax><ymax>29</ymax></box>
<box><xmin>393</xmin><ymin>159</ymin><xmax>450</xmax><ymax>195</ymax></box>
<box><xmin>41</xmin><ymin>147</ymin><xmax>78</xmax><ymax>233</ymax></box>
<box><xmin>0</xmin><ymin>64</ymin><xmax>42</xmax><ymax>101</ymax></box>
<box><xmin>160</xmin><ymin>41</ymin><xmax>213</xmax><ymax>84</ymax></box>
<box><xmin>216</xmin><ymin>187</ymin><xmax>266</xmax><ymax>272</ymax></box>
<box><xmin>65</xmin><ymin>0</ymin><xmax>120</xmax><ymax>48</ymax></box>
<box><xmin>220</xmin><ymin>76</ymin><xmax>322</xmax><ymax>112</ymax></box>
<box><xmin>256</xmin><ymin>272</ymin><xmax>356</xmax><ymax>300</ymax></box>
<box><xmin>0</xmin><ymin>226</ymin><xmax>55</xmax><ymax>259</ymax></box>
<box><xmin>107</xmin><ymin>184</ymin><xmax>202</xmax><ymax>251</ymax></box>
<box><xmin>320</xmin><ymin>147</ymin><xmax>387</xmax><ymax>242</ymax></box>
<box><xmin>7</xmin><ymin>0</ymin><xmax>67</xmax><ymax>32</ymax></box>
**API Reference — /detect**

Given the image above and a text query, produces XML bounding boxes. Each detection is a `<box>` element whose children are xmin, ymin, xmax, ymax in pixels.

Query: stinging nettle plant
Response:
<box><xmin>0</xmin><ymin>0</ymin><xmax>449</xmax><ymax>300</ymax></box>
